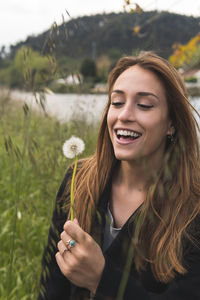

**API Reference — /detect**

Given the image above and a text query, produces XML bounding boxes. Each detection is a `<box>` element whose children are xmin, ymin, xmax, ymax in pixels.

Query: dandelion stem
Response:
<box><xmin>70</xmin><ymin>155</ymin><xmax>78</xmax><ymax>220</ymax></box>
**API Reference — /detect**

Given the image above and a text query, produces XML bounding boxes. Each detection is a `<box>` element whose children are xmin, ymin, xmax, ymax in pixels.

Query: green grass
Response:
<box><xmin>0</xmin><ymin>91</ymin><xmax>98</xmax><ymax>299</ymax></box>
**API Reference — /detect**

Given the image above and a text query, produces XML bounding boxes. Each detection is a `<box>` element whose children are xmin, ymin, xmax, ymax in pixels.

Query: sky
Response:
<box><xmin>1</xmin><ymin>0</ymin><xmax>200</xmax><ymax>49</ymax></box>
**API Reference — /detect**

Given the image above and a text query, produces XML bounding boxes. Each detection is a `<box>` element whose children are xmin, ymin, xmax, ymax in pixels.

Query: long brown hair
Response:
<box><xmin>66</xmin><ymin>52</ymin><xmax>200</xmax><ymax>283</ymax></box>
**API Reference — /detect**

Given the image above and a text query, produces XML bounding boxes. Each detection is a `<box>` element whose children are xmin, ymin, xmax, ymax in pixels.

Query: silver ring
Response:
<box><xmin>66</xmin><ymin>239</ymin><xmax>76</xmax><ymax>250</ymax></box>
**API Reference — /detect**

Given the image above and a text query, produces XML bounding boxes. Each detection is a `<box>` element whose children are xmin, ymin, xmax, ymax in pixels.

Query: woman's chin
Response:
<box><xmin>114</xmin><ymin>151</ymin><xmax>142</xmax><ymax>162</ymax></box>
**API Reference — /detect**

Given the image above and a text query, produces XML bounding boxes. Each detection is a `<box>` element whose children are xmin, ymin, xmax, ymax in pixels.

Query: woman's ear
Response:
<box><xmin>167</xmin><ymin>122</ymin><xmax>175</xmax><ymax>136</ymax></box>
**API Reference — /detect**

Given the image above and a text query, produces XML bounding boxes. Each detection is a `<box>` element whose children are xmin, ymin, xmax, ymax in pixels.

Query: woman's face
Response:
<box><xmin>107</xmin><ymin>65</ymin><xmax>173</xmax><ymax>165</ymax></box>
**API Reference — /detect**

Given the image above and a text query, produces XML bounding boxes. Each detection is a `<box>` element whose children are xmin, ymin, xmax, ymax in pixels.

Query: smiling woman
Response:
<box><xmin>38</xmin><ymin>52</ymin><xmax>200</xmax><ymax>300</ymax></box>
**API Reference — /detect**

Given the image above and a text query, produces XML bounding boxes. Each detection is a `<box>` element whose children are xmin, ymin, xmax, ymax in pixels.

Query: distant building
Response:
<box><xmin>56</xmin><ymin>74</ymin><xmax>83</xmax><ymax>85</ymax></box>
<box><xmin>65</xmin><ymin>74</ymin><xmax>83</xmax><ymax>85</ymax></box>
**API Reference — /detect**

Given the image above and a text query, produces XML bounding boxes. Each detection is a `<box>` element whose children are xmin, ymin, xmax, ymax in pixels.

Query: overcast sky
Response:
<box><xmin>1</xmin><ymin>0</ymin><xmax>200</xmax><ymax>49</ymax></box>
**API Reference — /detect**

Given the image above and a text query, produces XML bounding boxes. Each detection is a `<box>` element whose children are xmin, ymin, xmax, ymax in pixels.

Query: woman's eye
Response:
<box><xmin>111</xmin><ymin>102</ymin><xmax>123</xmax><ymax>106</ymax></box>
<box><xmin>138</xmin><ymin>104</ymin><xmax>153</xmax><ymax>109</ymax></box>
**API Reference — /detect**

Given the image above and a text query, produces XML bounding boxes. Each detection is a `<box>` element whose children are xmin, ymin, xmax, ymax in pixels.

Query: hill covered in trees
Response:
<box><xmin>1</xmin><ymin>11</ymin><xmax>199</xmax><ymax>91</ymax></box>
<box><xmin>10</xmin><ymin>11</ymin><xmax>200</xmax><ymax>60</ymax></box>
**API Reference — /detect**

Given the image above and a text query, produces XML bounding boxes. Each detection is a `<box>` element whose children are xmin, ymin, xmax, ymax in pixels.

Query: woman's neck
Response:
<box><xmin>114</xmin><ymin>159</ymin><xmax>161</xmax><ymax>191</ymax></box>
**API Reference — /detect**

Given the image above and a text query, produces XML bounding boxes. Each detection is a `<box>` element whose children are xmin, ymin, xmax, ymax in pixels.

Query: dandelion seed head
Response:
<box><xmin>63</xmin><ymin>136</ymin><xmax>85</xmax><ymax>159</ymax></box>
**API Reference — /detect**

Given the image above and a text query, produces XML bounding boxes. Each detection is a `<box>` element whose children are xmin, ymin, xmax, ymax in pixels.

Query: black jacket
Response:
<box><xmin>38</xmin><ymin>169</ymin><xmax>200</xmax><ymax>300</ymax></box>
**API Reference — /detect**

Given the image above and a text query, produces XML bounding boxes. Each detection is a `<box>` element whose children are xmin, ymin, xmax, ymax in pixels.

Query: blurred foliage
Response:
<box><xmin>49</xmin><ymin>81</ymin><xmax>95</xmax><ymax>94</ymax></box>
<box><xmin>123</xmin><ymin>0</ymin><xmax>143</xmax><ymax>14</ymax></box>
<box><xmin>169</xmin><ymin>33</ymin><xmax>200</xmax><ymax>68</ymax></box>
<box><xmin>0</xmin><ymin>91</ymin><xmax>98</xmax><ymax>299</ymax></box>
<box><xmin>0</xmin><ymin>47</ymin><xmax>55</xmax><ymax>90</ymax></box>
<box><xmin>96</xmin><ymin>55</ymin><xmax>112</xmax><ymax>82</ymax></box>
<box><xmin>184</xmin><ymin>76</ymin><xmax>198</xmax><ymax>83</ymax></box>
<box><xmin>56</xmin><ymin>55</ymin><xmax>83</xmax><ymax>77</ymax></box>
<box><xmin>80</xmin><ymin>58</ymin><xmax>97</xmax><ymax>79</ymax></box>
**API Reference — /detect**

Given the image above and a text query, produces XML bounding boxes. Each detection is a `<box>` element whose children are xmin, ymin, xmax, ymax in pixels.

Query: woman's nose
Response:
<box><xmin>118</xmin><ymin>103</ymin><xmax>135</xmax><ymax>122</ymax></box>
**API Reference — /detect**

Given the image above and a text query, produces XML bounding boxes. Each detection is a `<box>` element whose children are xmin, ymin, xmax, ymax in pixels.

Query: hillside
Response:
<box><xmin>10</xmin><ymin>11</ymin><xmax>200</xmax><ymax>60</ymax></box>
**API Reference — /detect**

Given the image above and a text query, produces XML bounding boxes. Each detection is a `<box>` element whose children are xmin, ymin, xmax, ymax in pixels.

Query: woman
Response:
<box><xmin>38</xmin><ymin>52</ymin><xmax>200</xmax><ymax>300</ymax></box>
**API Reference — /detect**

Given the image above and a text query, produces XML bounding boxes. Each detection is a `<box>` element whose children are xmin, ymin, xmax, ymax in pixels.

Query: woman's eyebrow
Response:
<box><xmin>111</xmin><ymin>90</ymin><xmax>160</xmax><ymax>101</ymax></box>
<box><xmin>137</xmin><ymin>92</ymin><xmax>160</xmax><ymax>101</ymax></box>
<box><xmin>111</xmin><ymin>89</ymin><xmax>124</xmax><ymax>95</ymax></box>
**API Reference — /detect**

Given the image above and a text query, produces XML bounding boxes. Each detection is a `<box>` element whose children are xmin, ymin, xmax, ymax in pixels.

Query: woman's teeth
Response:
<box><xmin>116</xmin><ymin>129</ymin><xmax>141</xmax><ymax>139</ymax></box>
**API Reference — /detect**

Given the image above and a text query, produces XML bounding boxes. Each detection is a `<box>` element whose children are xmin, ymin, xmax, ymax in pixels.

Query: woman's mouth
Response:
<box><xmin>115</xmin><ymin>129</ymin><xmax>142</xmax><ymax>142</ymax></box>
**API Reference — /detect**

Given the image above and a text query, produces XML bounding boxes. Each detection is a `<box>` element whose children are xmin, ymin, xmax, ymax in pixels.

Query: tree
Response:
<box><xmin>13</xmin><ymin>46</ymin><xmax>52</xmax><ymax>89</ymax></box>
<box><xmin>80</xmin><ymin>58</ymin><xmax>97</xmax><ymax>78</ymax></box>
<box><xmin>0</xmin><ymin>46</ymin><xmax>54</xmax><ymax>89</ymax></box>
<box><xmin>169</xmin><ymin>33</ymin><xmax>200</xmax><ymax>68</ymax></box>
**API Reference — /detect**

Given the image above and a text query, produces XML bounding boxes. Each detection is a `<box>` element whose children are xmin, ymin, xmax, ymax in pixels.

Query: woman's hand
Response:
<box><xmin>55</xmin><ymin>219</ymin><xmax>105</xmax><ymax>294</ymax></box>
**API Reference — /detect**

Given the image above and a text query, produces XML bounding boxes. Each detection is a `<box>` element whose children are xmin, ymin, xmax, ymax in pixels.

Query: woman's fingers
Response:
<box><xmin>55</xmin><ymin>252</ymin><xmax>71</xmax><ymax>276</ymax></box>
<box><xmin>57</xmin><ymin>239</ymin><xmax>69</xmax><ymax>256</ymax></box>
<box><xmin>60</xmin><ymin>230</ymin><xmax>75</xmax><ymax>246</ymax></box>
<box><xmin>60</xmin><ymin>230</ymin><xmax>78</xmax><ymax>253</ymax></box>
<box><xmin>63</xmin><ymin>220</ymin><xmax>90</xmax><ymax>244</ymax></box>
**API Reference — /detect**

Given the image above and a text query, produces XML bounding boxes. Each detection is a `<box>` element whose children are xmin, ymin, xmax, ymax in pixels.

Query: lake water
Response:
<box><xmin>11</xmin><ymin>90</ymin><xmax>108</xmax><ymax>124</ymax></box>
<box><xmin>10</xmin><ymin>90</ymin><xmax>200</xmax><ymax>124</ymax></box>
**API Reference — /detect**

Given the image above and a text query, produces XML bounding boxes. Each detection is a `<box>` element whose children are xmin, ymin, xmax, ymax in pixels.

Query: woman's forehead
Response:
<box><xmin>112</xmin><ymin>65</ymin><xmax>167</xmax><ymax>99</ymax></box>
